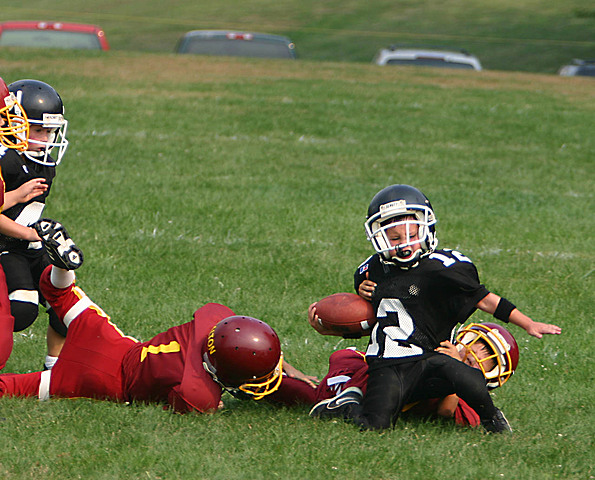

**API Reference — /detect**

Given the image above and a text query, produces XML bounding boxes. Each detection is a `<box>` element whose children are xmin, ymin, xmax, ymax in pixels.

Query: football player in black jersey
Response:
<box><xmin>0</xmin><ymin>77</ymin><xmax>51</xmax><ymax>370</ymax></box>
<box><xmin>0</xmin><ymin>79</ymin><xmax>69</xmax><ymax>370</ymax></box>
<box><xmin>310</xmin><ymin>184</ymin><xmax>561</xmax><ymax>433</ymax></box>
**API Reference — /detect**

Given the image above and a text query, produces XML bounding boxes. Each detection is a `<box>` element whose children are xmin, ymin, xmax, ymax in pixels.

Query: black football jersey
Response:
<box><xmin>0</xmin><ymin>147</ymin><xmax>55</xmax><ymax>254</ymax></box>
<box><xmin>354</xmin><ymin>249</ymin><xmax>489</xmax><ymax>368</ymax></box>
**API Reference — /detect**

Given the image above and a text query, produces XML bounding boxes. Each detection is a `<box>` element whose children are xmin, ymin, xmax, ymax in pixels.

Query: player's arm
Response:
<box><xmin>435</xmin><ymin>394</ymin><xmax>460</xmax><ymax>418</ymax></box>
<box><xmin>476</xmin><ymin>292</ymin><xmax>561</xmax><ymax>338</ymax></box>
<box><xmin>0</xmin><ymin>214</ymin><xmax>40</xmax><ymax>241</ymax></box>
<box><xmin>3</xmin><ymin>178</ymin><xmax>47</xmax><ymax>209</ymax></box>
<box><xmin>283</xmin><ymin>360</ymin><xmax>319</xmax><ymax>388</ymax></box>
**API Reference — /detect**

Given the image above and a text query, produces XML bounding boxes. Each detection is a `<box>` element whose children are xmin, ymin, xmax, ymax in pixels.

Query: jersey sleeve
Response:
<box><xmin>265</xmin><ymin>376</ymin><xmax>317</xmax><ymax>406</ymax></box>
<box><xmin>173</xmin><ymin>303</ymin><xmax>235</xmax><ymax>413</ymax></box>
<box><xmin>354</xmin><ymin>255</ymin><xmax>375</xmax><ymax>292</ymax></box>
<box><xmin>0</xmin><ymin>150</ymin><xmax>21</xmax><ymax>185</ymax></box>
<box><xmin>433</xmin><ymin>250</ymin><xmax>490</xmax><ymax>323</ymax></box>
<box><xmin>453</xmin><ymin>398</ymin><xmax>481</xmax><ymax>427</ymax></box>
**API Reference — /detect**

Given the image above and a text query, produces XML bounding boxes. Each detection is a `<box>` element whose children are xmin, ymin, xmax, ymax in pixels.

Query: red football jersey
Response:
<box><xmin>0</xmin><ymin>171</ymin><xmax>14</xmax><ymax>371</ymax></box>
<box><xmin>38</xmin><ymin>266</ymin><xmax>232</xmax><ymax>412</ymax></box>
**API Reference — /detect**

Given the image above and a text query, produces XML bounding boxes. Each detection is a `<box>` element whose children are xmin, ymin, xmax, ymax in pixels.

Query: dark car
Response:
<box><xmin>558</xmin><ymin>59</ymin><xmax>595</xmax><ymax>77</ymax></box>
<box><xmin>176</xmin><ymin>30</ymin><xmax>296</xmax><ymax>59</ymax></box>
<box><xmin>0</xmin><ymin>21</ymin><xmax>109</xmax><ymax>50</ymax></box>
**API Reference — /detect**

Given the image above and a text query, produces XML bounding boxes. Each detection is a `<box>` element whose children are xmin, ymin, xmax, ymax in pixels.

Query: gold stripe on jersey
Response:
<box><xmin>140</xmin><ymin>341</ymin><xmax>181</xmax><ymax>362</ymax></box>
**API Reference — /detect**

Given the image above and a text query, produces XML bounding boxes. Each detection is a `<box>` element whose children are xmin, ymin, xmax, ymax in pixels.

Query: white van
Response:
<box><xmin>374</xmin><ymin>46</ymin><xmax>482</xmax><ymax>71</ymax></box>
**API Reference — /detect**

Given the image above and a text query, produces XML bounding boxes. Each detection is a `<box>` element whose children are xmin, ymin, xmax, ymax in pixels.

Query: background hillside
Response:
<box><xmin>3</xmin><ymin>0</ymin><xmax>595</xmax><ymax>73</ymax></box>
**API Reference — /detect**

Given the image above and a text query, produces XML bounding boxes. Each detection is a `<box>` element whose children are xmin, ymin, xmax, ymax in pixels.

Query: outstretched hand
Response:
<box><xmin>524</xmin><ymin>321</ymin><xmax>562</xmax><ymax>339</ymax></box>
<box><xmin>283</xmin><ymin>361</ymin><xmax>319</xmax><ymax>389</ymax></box>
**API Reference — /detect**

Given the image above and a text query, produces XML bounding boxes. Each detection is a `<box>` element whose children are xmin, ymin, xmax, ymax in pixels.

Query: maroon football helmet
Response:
<box><xmin>456</xmin><ymin>322</ymin><xmax>519</xmax><ymax>389</ymax></box>
<box><xmin>203</xmin><ymin>316</ymin><xmax>283</xmax><ymax>400</ymax></box>
<box><xmin>0</xmin><ymin>77</ymin><xmax>28</xmax><ymax>151</ymax></box>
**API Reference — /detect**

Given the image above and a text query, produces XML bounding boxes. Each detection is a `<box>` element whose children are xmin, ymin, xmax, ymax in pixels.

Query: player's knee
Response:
<box><xmin>48</xmin><ymin>310</ymin><xmax>67</xmax><ymax>337</ymax></box>
<box><xmin>11</xmin><ymin>301</ymin><xmax>40</xmax><ymax>331</ymax></box>
<box><xmin>358</xmin><ymin>410</ymin><xmax>393</xmax><ymax>430</ymax></box>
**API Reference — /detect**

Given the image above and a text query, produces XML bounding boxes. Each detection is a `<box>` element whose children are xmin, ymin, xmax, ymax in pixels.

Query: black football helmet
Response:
<box><xmin>456</xmin><ymin>322</ymin><xmax>519</xmax><ymax>389</ymax></box>
<box><xmin>365</xmin><ymin>184</ymin><xmax>437</xmax><ymax>267</ymax></box>
<box><xmin>202</xmin><ymin>316</ymin><xmax>283</xmax><ymax>400</ymax></box>
<box><xmin>8</xmin><ymin>79</ymin><xmax>68</xmax><ymax>166</ymax></box>
<box><xmin>0</xmin><ymin>77</ymin><xmax>28</xmax><ymax>151</ymax></box>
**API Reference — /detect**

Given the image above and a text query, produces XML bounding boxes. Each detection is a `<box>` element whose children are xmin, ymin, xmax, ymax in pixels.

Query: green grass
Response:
<box><xmin>2</xmin><ymin>0</ymin><xmax>595</xmax><ymax>73</ymax></box>
<box><xmin>0</xmin><ymin>49</ymin><xmax>593</xmax><ymax>479</ymax></box>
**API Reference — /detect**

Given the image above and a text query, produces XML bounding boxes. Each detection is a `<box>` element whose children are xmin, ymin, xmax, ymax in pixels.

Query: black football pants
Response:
<box><xmin>0</xmin><ymin>252</ymin><xmax>66</xmax><ymax>336</ymax></box>
<box><xmin>352</xmin><ymin>353</ymin><xmax>497</xmax><ymax>430</ymax></box>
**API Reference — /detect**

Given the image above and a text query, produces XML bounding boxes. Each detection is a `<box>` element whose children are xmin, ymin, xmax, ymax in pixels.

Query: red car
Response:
<box><xmin>0</xmin><ymin>21</ymin><xmax>109</xmax><ymax>51</ymax></box>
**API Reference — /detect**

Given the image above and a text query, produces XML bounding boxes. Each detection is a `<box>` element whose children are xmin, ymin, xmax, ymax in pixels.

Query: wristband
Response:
<box><xmin>493</xmin><ymin>297</ymin><xmax>516</xmax><ymax>323</ymax></box>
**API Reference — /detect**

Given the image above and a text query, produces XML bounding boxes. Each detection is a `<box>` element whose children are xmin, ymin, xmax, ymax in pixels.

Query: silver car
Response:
<box><xmin>558</xmin><ymin>59</ymin><xmax>595</xmax><ymax>77</ymax></box>
<box><xmin>374</xmin><ymin>46</ymin><xmax>482</xmax><ymax>71</ymax></box>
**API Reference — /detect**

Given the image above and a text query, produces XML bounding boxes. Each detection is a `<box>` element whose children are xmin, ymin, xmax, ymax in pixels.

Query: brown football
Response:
<box><xmin>315</xmin><ymin>292</ymin><xmax>377</xmax><ymax>335</ymax></box>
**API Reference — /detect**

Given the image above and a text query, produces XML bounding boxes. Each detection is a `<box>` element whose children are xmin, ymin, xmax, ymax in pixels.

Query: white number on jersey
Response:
<box><xmin>366</xmin><ymin>298</ymin><xmax>423</xmax><ymax>359</ymax></box>
<box><xmin>429</xmin><ymin>249</ymin><xmax>471</xmax><ymax>268</ymax></box>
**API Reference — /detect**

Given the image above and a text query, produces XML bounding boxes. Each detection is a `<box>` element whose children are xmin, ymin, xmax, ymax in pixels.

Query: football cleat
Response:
<box><xmin>309</xmin><ymin>386</ymin><xmax>363</xmax><ymax>420</ymax></box>
<box><xmin>34</xmin><ymin>219</ymin><xmax>83</xmax><ymax>270</ymax></box>
<box><xmin>481</xmin><ymin>407</ymin><xmax>513</xmax><ymax>434</ymax></box>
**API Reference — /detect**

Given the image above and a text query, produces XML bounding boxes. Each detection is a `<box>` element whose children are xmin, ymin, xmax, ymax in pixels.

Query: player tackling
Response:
<box><xmin>0</xmin><ymin>219</ymin><xmax>289</xmax><ymax>411</ymax></box>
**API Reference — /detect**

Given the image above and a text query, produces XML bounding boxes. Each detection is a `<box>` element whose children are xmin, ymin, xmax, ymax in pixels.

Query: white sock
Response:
<box><xmin>44</xmin><ymin>354</ymin><xmax>58</xmax><ymax>370</ymax></box>
<box><xmin>50</xmin><ymin>266</ymin><xmax>75</xmax><ymax>289</ymax></box>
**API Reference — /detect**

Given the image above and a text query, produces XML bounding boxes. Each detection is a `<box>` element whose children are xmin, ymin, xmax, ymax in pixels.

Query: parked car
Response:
<box><xmin>176</xmin><ymin>30</ymin><xmax>296</xmax><ymax>59</ymax></box>
<box><xmin>374</xmin><ymin>46</ymin><xmax>482</xmax><ymax>71</ymax></box>
<box><xmin>0</xmin><ymin>21</ymin><xmax>109</xmax><ymax>50</ymax></box>
<box><xmin>558</xmin><ymin>59</ymin><xmax>595</xmax><ymax>77</ymax></box>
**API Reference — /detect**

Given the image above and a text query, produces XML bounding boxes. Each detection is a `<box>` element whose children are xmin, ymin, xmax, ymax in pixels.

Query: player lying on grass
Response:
<box><xmin>0</xmin><ymin>218</ymin><xmax>517</xmax><ymax>427</ymax></box>
<box><xmin>276</xmin><ymin>321</ymin><xmax>519</xmax><ymax>428</ymax></box>
<box><xmin>0</xmin><ymin>219</ymin><xmax>315</xmax><ymax>411</ymax></box>
<box><xmin>307</xmin><ymin>184</ymin><xmax>561</xmax><ymax>433</ymax></box>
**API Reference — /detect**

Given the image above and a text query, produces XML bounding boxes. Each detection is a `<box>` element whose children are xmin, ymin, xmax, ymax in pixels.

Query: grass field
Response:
<box><xmin>2</xmin><ymin>0</ymin><xmax>595</xmax><ymax>73</ymax></box>
<box><xmin>0</xmin><ymin>45</ymin><xmax>593</xmax><ymax>479</ymax></box>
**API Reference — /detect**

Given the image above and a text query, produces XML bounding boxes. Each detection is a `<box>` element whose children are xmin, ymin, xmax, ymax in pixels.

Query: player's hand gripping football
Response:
<box><xmin>307</xmin><ymin>302</ymin><xmax>338</xmax><ymax>336</ymax></box>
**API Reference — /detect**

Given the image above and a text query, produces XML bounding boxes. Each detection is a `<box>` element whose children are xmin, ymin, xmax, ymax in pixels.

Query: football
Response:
<box><xmin>315</xmin><ymin>292</ymin><xmax>377</xmax><ymax>335</ymax></box>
